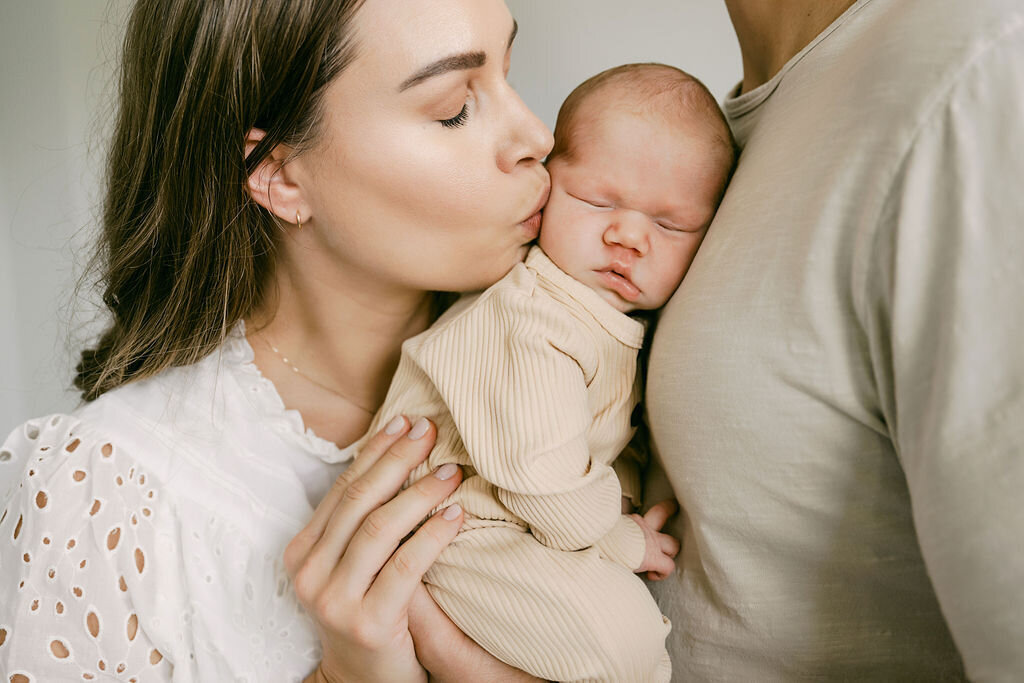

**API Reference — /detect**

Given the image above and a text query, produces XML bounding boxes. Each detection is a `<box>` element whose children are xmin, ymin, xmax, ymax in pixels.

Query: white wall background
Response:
<box><xmin>0</xmin><ymin>2</ymin><xmax>740</xmax><ymax>477</ymax></box>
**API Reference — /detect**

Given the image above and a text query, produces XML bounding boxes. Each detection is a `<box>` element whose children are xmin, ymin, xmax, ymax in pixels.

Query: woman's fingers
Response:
<box><xmin>643</xmin><ymin>499</ymin><xmax>679</xmax><ymax>532</ymax></box>
<box><xmin>285</xmin><ymin>415</ymin><xmax>412</xmax><ymax>576</ymax></box>
<box><xmin>332</xmin><ymin>460</ymin><xmax>464</xmax><ymax>601</ymax></box>
<box><xmin>365</xmin><ymin>499</ymin><xmax>465</xmax><ymax>625</ymax></box>
<box><xmin>312</xmin><ymin>416</ymin><xmax>413</xmax><ymax>537</ymax></box>
<box><xmin>291</xmin><ymin>418</ymin><xmax>436</xmax><ymax>599</ymax></box>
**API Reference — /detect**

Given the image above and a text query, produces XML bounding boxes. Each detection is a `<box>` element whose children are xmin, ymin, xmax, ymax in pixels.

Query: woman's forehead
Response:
<box><xmin>349</xmin><ymin>0</ymin><xmax>514</xmax><ymax>87</ymax></box>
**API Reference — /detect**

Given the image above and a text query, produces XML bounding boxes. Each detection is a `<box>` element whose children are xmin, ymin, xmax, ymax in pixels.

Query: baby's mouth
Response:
<box><xmin>596</xmin><ymin>266</ymin><xmax>640</xmax><ymax>301</ymax></box>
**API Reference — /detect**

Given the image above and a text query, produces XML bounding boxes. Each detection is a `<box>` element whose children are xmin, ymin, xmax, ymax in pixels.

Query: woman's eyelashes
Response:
<box><xmin>439</xmin><ymin>103</ymin><xmax>469</xmax><ymax>129</ymax></box>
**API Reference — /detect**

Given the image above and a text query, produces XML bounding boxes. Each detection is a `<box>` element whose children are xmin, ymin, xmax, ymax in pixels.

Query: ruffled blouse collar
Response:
<box><xmin>221</xmin><ymin>321</ymin><xmax>359</xmax><ymax>465</ymax></box>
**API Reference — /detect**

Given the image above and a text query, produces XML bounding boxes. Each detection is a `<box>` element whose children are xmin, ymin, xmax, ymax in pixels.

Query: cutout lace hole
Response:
<box><xmin>0</xmin><ymin>450</ymin><xmax>11</xmax><ymax>462</ymax></box>
<box><xmin>22</xmin><ymin>552</ymin><xmax>30</xmax><ymax>563</ymax></box>
<box><xmin>51</xmin><ymin>416</ymin><xmax>61</xmax><ymax>427</ymax></box>
<box><xmin>50</xmin><ymin>639</ymin><xmax>70</xmax><ymax>658</ymax></box>
<box><xmin>67</xmin><ymin>538</ymin><xmax>77</xmax><ymax>550</ymax></box>
<box><xmin>102</xmin><ymin>443</ymin><xmax>113</xmax><ymax>458</ymax></box>
<box><xmin>27</xmin><ymin>424</ymin><xmax>41</xmax><ymax>439</ymax></box>
<box><xmin>73</xmin><ymin>586</ymin><xmax>83</xmax><ymax>598</ymax></box>
<box><xmin>0</xmin><ymin>628</ymin><xmax>7</xmax><ymax>646</ymax></box>
<box><xmin>134</xmin><ymin>548</ymin><xmax>146</xmax><ymax>573</ymax></box>
<box><xmin>119</xmin><ymin>576</ymin><xmax>127</xmax><ymax>592</ymax></box>
<box><xmin>56</xmin><ymin>601</ymin><xmax>65</xmax><ymax>614</ymax></box>
<box><xmin>12</xmin><ymin>673</ymin><xmax>30</xmax><ymax>683</ymax></box>
<box><xmin>35</xmin><ymin>491</ymin><xmax>48</xmax><ymax>509</ymax></box>
<box><xmin>42</xmin><ymin>537</ymin><xmax>51</xmax><ymax>545</ymax></box>
<box><xmin>87</xmin><ymin>611</ymin><xmax>100</xmax><ymax>638</ymax></box>
<box><xmin>73</xmin><ymin>470</ymin><xmax>87</xmax><ymax>482</ymax></box>
<box><xmin>48</xmin><ymin>568</ymin><xmax>56</xmax><ymax>579</ymax></box>
<box><xmin>127</xmin><ymin>613</ymin><xmax>138</xmax><ymax>641</ymax></box>
<box><xmin>31</xmin><ymin>599</ymin><xmax>39</xmax><ymax>611</ymax></box>
<box><xmin>116</xmin><ymin>476</ymin><xmax>124</xmax><ymax>486</ymax></box>
<box><xmin>107</xmin><ymin>527</ymin><xmax>121</xmax><ymax>550</ymax></box>
<box><xmin>150</xmin><ymin>649</ymin><xmax>163</xmax><ymax>664</ymax></box>
<box><xmin>66</xmin><ymin>438</ymin><xmax>81</xmax><ymax>453</ymax></box>
<box><xmin>13</xmin><ymin>514</ymin><xmax>22</xmax><ymax>540</ymax></box>
<box><xmin>89</xmin><ymin>500</ymin><xmax>101</xmax><ymax>516</ymax></box>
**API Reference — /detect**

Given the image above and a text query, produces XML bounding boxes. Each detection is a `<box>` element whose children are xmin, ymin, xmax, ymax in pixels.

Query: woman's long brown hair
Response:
<box><xmin>75</xmin><ymin>0</ymin><xmax>364</xmax><ymax>401</ymax></box>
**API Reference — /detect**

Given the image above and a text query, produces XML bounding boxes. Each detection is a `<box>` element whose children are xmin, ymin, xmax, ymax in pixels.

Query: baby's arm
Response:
<box><xmin>415</xmin><ymin>289</ymin><xmax>625</xmax><ymax>551</ymax></box>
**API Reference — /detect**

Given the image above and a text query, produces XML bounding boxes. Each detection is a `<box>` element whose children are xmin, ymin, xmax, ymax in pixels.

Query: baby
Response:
<box><xmin>357</xmin><ymin>63</ymin><xmax>735</xmax><ymax>682</ymax></box>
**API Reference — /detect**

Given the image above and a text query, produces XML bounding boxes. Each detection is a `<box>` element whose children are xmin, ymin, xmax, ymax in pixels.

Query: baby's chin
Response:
<box><xmin>596</xmin><ymin>287</ymin><xmax>637</xmax><ymax>315</ymax></box>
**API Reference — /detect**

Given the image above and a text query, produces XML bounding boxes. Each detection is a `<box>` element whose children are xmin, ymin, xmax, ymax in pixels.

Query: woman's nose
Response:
<box><xmin>604</xmin><ymin>214</ymin><xmax>649</xmax><ymax>255</ymax></box>
<box><xmin>497</xmin><ymin>85</ymin><xmax>554</xmax><ymax>174</ymax></box>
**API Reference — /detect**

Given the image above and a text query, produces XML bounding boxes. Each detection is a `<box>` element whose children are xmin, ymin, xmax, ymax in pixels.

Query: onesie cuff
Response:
<box><xmin>593</xmin><ymin>514</ymin><xmax>647</xmax><ymax>571</ymax></box>
<box><xmin>612</xmin><ymin>456</ymin><xmax>644</xmax><ymax>509</ymax></box>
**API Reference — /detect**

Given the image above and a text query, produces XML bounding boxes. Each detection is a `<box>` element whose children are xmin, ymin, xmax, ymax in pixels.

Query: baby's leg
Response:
<box><xmin>425</xmin><ymin>524</ymin><xmax>672</xmax><ymax>683</ymax></box>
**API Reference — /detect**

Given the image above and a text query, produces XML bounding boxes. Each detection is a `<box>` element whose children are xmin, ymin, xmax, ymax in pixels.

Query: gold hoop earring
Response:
<box><xmin>296</xmin><ymin>210</ymin><xmax>302</xmax><ymax>231</ymax></box>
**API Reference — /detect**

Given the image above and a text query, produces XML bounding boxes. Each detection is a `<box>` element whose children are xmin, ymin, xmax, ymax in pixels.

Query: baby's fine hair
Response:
<box><xmin>549</xmin><ymin>63</ymin><xmax>737</xmax><ymax>177</ymax></box>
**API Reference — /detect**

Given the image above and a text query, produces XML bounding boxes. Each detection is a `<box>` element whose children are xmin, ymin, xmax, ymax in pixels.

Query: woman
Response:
<box><xmin>0</xmin><ymin>0</ymin><xmax>551</xmax><ymax>680</ymax></box>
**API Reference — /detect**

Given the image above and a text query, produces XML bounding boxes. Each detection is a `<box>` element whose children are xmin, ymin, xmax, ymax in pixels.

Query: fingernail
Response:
<box><xmin>442</xmin><ymin>503</ymin><xmax>462</xmax><ymax>520</ymax></box>
<box><xmin>408</xmin><ymin>417</ymin><xmax>429</xmax><ymax>440</ymax></box>
<box><xmin>384</xmin><ymin>415</ymin><xmax>405</xmax><ymax>435</ymax></box>
<box><xmin>434</xmin><ymin>463</ymin><xmax>459</xmax><ymax>480</ymax></box>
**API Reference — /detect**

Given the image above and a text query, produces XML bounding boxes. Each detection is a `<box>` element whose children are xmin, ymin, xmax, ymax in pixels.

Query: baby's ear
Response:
<box><xmin>244</xmin><ymin>128</ymin><xmax>308</xmax><ymax>226</ymax></box>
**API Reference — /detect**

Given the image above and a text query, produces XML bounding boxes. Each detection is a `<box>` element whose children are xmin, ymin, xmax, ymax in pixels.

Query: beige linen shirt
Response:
<box><xmin>646</xmin><ymin>0</ymin><xmax>1024</xmax><ymax>679</ymax></box>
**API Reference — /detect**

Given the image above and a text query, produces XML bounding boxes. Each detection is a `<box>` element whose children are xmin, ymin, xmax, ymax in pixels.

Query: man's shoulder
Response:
<box><xmin>840</xmin><ymin>0</ymin><xmax>1020</xmax><ymax>95</ymax></box>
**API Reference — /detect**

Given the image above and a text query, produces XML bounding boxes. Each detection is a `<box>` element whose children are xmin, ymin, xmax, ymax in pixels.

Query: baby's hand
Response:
<box><xmin>630</xmin><ymin>500</ymin><xmax>681</xmax><ymax>581</ymax></box>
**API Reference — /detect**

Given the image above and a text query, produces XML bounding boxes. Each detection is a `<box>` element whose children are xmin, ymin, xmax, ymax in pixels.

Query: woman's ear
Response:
<box><xmin>244</xmin><ymin>128</ymin><xmax>309</xmax><ymax>226</ymax></box>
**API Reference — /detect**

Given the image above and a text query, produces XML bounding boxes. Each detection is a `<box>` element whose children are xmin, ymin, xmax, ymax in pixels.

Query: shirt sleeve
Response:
<box><xmin>860</xmin><ymin>24</ymin><xmax>1024</xmax><ymax>680</ymax></box>
<box><xmin>414</xmin><ymin>288</ymin><xmax>623</xmax><ymax>552</ymax></box>
<box><xmin>0</xmin><ymin>414</ymin><xmax>173</xmax><ymax>682</ymax></box>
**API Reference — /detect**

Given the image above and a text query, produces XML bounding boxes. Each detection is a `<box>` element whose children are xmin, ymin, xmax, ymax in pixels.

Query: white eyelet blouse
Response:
<box><xmin>0</xmin><ymin>324</ymin><xmax>357</xmax><ymax>682</ymax></box>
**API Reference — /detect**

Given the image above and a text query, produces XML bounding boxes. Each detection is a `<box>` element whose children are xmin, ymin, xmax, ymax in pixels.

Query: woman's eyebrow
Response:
<box><xmin>398</xmin><ymin>20</ymin><xmax>518</xmax><ymax>92</ymax></box>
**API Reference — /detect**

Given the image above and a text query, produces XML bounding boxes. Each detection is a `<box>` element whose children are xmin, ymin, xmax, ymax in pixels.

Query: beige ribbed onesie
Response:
<box><xmin>358</xmin><ymin>246</ymin><xmax>671</xmax><ymax>682</ymax></box>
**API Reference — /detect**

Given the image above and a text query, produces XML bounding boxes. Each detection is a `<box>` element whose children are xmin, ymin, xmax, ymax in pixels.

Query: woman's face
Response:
<box><xmin>293</xmin><ymin>0</ymin><xmax>553</xmax><ymax>294</ymax></box>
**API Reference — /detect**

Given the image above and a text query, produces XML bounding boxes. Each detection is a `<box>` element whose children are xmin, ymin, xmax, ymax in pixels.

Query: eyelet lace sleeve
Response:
<box><xmin>0</xmin><ymin>415</ymin><xmax>173</xmax><ymax>682</ymax></box>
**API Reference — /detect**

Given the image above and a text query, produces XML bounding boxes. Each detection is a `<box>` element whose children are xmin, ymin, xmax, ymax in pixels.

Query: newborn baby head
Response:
<box><xmin>539</xmin><ymin>63</ymin><xmax>736</xmax><ymax>313</ymax></box>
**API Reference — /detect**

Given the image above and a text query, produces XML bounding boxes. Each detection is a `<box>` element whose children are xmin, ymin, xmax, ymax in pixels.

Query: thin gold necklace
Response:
<box><xmin>261</xmin><ymin>335</ymin><xmax>378</xmax><ymax>415</ymax></box>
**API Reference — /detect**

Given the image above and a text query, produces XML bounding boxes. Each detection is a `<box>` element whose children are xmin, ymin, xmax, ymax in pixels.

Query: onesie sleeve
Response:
<box><xmin>859</xmin><ymin>26</ymin><xmax>1024</xmax><ymax>680</ymax></box>
<box><xmin>613</xmin><ymin>419</ymin><xmax>650</xmax><ymax>509</ymax></box>
<box><xmin>0</xmin><ymin>415</ymin><xmax>173</xmax><ymax>682</ymax></box>
<box><xmin>415</xmin><ymin>288</ymin><xmax>623</xmax><ymax>552</ymax></box>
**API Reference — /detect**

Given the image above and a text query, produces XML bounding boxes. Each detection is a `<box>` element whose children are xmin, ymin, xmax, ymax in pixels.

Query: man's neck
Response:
<box><xmin>725</xmin><ymin>0</ymin><xmax>858</xmax><ymax>95</ymax></box>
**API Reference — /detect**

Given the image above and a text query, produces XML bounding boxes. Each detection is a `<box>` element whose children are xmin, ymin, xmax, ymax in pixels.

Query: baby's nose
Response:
<box><xmin>604</xmin><ymin>213</ymin><xmax>649</xmax><ymax>254</ymax></box>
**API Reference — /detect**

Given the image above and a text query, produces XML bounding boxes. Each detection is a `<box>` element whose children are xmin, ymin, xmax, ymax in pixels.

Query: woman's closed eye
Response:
<box><xmin>439</xmin><ymin>102</ymin><xmax>469</xmax><ymax>129</ymax></box>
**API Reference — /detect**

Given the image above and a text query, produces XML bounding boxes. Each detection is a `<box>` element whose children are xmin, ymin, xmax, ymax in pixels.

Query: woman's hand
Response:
<box><xmin>408</xmin><ymin>584</ymin><xmax>544</xmax><ymax>682</ymax></box>
<box><xmin>285</xmin><ymin>416</ymin><xmax>465</xmax><ymax>683</ymax></box>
